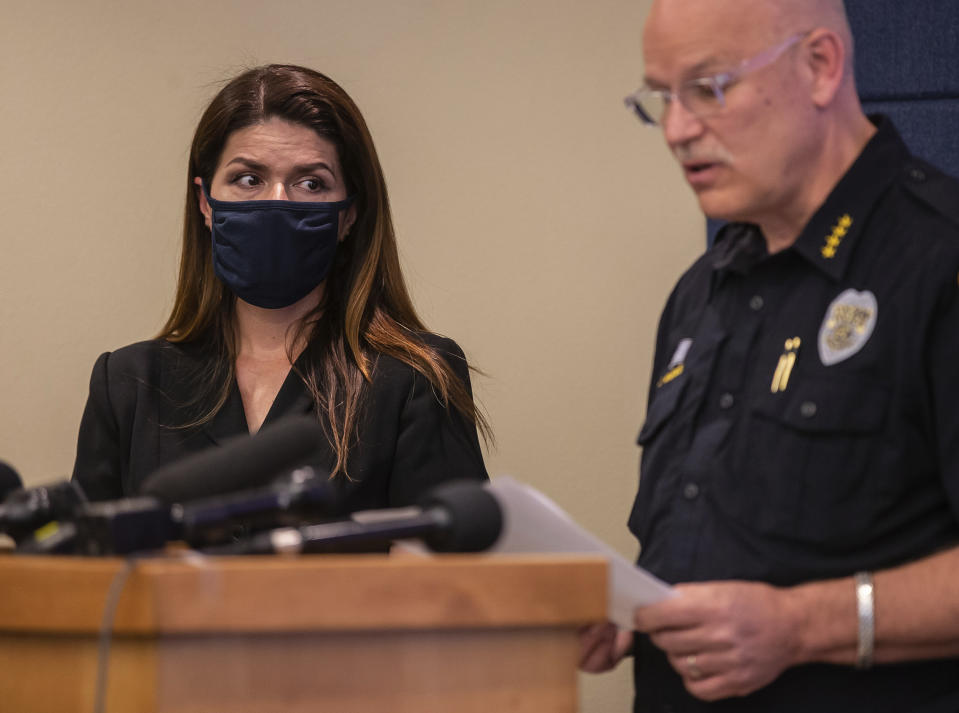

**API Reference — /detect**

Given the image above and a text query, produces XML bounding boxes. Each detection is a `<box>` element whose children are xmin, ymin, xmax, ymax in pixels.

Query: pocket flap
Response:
<box><xmin>637</xmin><ymin>377</ymin><xmax>688</xmax><ymax>445</ymax></box>
<box><xmin>752</xmin><ymin>377</ymin><xmax>888</xmax><ymax>434</ymax></box>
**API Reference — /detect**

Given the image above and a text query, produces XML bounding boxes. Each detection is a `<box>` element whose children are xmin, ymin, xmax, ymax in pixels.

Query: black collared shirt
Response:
<box><xmin>630</xmin><ymin>118</ymin><xmax>959</xmax><ymax>713</ymax></box>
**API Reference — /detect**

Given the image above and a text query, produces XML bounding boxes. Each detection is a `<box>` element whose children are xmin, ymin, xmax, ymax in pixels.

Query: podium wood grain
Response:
<box><xmin>0</xmin><ymin>553</ymin><xmax>607</xmax><ymax>712</ymax></box>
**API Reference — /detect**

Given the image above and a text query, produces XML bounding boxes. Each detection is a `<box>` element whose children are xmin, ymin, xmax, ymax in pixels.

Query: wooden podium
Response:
<box><xmin>0</xmin><ymin>553</ymin><xmax>606</xmax><ymax>712</ymax></box>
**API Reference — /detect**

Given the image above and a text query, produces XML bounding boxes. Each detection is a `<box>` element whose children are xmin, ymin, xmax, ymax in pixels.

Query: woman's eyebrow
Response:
<box><xmin>224</xmin><ymin>156</ymin><xmax>268</xmax><ymax>171</ymax></box>
<box><xmin>294</xmin><ymin>161</ymin><xmax>337</xmax><ymax>178</ymax></box>
<box><xmin>224</xmin><ymin>157</ymin><xmax>337</xmax><ymax>178</ymax></box>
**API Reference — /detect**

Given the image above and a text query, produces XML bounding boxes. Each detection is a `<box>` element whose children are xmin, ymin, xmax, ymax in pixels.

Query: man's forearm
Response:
<box><xmin>789</xmin><ymin>545</ymin><xmax>959</xmax><ymax>667</ymax></box>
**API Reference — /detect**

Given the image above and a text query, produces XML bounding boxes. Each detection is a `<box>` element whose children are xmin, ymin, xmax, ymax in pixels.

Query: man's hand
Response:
<box><xmin>579</xmin><ymin>622</ymin><xmax>634</xmax><ymax>673</ymax></box>
<box><xmin>633</xmin><ymin>581</ymin><xmax>805</xmax><ymax>701</ymax></box>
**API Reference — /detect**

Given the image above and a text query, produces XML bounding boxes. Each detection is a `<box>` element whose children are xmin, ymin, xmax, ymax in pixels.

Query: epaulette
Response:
<box><xmin>900</xmin><ymin>158</ymin><xmax>959</xmax><ymax>228</ymax></box>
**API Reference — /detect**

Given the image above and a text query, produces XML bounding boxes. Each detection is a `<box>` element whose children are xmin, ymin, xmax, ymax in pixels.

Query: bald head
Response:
<box><xmin>766</xmin><ymin>0</ymin><xmax>854</xmax><ymax>70</ymax></box>
<box><xmin>768</xmin><ymin>0</ymin><xmax>852</xmax><ymax>40</ymax></box>
<box><xmin>645</xmin><ymin>0</ymin><xmax>855</xmax><ymax>73</ymax></box>
<box><xmin>648</xmin><ymin>0</ymin><xmax>851</xmax><ymax>51</ymax></box>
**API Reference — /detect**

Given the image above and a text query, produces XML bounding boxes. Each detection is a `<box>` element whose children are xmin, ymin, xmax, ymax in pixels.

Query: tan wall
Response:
<box><xmin>0</xmin><ymin>1</ymin><xmax>704</xmax><ymax>710</ymax></box>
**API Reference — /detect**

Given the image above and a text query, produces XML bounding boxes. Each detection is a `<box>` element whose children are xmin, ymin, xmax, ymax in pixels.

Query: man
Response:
<box><xmin>581</xmin><ymin>1</ymin><xmax>959</xmax><ymax>711</ymax></box>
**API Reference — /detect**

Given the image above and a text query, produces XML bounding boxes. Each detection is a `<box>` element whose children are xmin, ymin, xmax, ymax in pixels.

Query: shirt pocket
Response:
<box><xmin>632</xmin><ymin>376</ymin><xmax>690</xmax><ymax>546</ymax></box>
<box><xmin>728</xmin><ymin>376</ymin><xmax>890</xmax><ymax>543</ymax></box>
<box><xmin>637</xmin><ymin>376</ymin><xmax>688</xmax><ymax>447</ymax></box>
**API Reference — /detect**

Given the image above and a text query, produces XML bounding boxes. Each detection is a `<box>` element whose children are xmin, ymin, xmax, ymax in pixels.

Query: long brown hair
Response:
<box><xmin>158</xmin><ymin>64</ymin><xmax>489</xmax><ymax>475</ymax></box>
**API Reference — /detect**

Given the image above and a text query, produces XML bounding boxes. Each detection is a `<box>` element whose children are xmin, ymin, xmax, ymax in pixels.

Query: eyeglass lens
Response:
<box><xmin>635</xmin><ymin>81</ymin><xmax>724</xmax><ymax>126</ymax></box>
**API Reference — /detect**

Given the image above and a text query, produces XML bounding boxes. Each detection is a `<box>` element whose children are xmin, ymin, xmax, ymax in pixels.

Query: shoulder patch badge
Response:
<box><xmin>668</xmin><ymin>338</ymin><xmax>693</xmax><ymax>369</ymax></box>
<box><xmin>818</xmin><ymin>289</ymin><xmax>877</xmax><ymax>366</ymax></box>
<box><xmin>657</xmin><ymin>338</ymin><xmax>692</xmax><ymax>388</ymax></box>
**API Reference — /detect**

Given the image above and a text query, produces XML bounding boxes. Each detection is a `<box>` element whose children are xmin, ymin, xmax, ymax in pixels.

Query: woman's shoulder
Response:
<box><xmin>372</xmin><ymin>331</ymin><xmax>470</xmax><ymax>378</ymax></box>
<box><xmin>418</xmin><ymin>331</ymin><xmax>467</xmax><ymax>362</ymax></box>
<box><xmin>94</xmin><ymin>339</ymin><xmax>204</xmax><ymax>376</ymax></box>
<box><xmin>84</xmin><ymin>338</ymin><xmax>216</xmax><ymax>438</ymax></box>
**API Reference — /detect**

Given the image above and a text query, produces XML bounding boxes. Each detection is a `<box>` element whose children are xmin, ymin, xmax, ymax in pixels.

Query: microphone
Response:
<box><xmin>0</xmin><ymin>462</ymin><xmax>24</xmax><ymax>549</ymax></box>
<box><xmin>69</xmin><ymin>468</ymin><xmax>340</xmax><ymax>556</ymax></box>
<box><xmin>15</xmin><ymin>417</ymin><xmax>335</xmax><ymax>555</ymax></box>
<box><xmin>0</xmin><ymin>461</ymin><xmax>23</xmax><ymax>500</ymax></box>
<box><xmin>175</xmin><ymin>465</ymin><xmax>339</xmax><ymax>548</ymax></box>
<box><xmin>0</xmin><ymin>478</ymin><xmax>88</xmax><ymax>543</ymax></box>
<box><xmin>141</xmin><ymin>415</ymin><xmax>325</xmax><ymax>502</ymax></box>
<box><xmin>69</xmin><ymin>496</ymin><xmax>172</xmax><ymax>556</ymax></box>
<box><xmin>205</xmin><ymin>479</ymin><xmax>502</xmax><ymax>555</ymax></box>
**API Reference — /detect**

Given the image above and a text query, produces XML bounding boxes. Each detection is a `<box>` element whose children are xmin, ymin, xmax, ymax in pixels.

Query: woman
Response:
<box><xmin>73</xmin><ymin>64</ymin><xmax>489</xmax><ymax>511</ymax></box>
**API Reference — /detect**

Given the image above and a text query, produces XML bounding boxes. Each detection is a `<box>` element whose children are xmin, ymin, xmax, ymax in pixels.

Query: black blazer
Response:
<box><xmin>72</xmin><ymin>334</ymin><xmax>488</xmax><ymax>511</ymax></box>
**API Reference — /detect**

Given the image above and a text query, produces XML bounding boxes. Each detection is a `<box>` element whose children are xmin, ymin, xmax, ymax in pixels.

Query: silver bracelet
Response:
<box><xmin>854</xmin><ymin>571</ymin><xmax>875</xmax><ymax>669</ymax></box>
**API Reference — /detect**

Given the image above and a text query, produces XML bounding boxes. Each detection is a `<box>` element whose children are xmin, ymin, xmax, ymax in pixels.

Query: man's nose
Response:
<box><xmin>662</xmin><ymin>99</ymin><xmax>706</xmax><ymax>148</ymax></box>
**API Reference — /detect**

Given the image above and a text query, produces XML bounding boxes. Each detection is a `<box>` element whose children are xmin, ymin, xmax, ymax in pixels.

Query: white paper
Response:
<box><xmin>486</xmin><ymin>476</ymin><xmax>675</xmax><ymax>628</ymax></box>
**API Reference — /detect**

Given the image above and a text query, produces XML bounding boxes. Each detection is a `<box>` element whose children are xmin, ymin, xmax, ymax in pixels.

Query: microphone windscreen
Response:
<box><xmin>418</xmin><ymin>480</ymin><xmax>502</xmax><ymax>552</ymax></box>
<box><xmin>0</xmin><ymin>462</ymin><xmax>23</xmax><ymax>501</ymax></box>
<box><xmin>140</xmin><ymin>416</ymin><xmax>324</xmax><ymax>503</ymax></box>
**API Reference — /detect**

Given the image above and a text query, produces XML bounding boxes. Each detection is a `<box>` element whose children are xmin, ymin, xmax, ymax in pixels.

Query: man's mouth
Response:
<box><xmin>683</xmin><ymin>161</ymin><xmax>717</xmax><ymax>175</ymax></box>
<box><xmin>680</xmin><ymin>160</ymin><xmax>725</xmax><ymax>191</ymax></box>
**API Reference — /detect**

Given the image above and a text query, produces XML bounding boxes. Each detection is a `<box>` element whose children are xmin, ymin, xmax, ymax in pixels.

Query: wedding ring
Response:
<box><xmin>686</xmin><ymin>654</ymin><xmax>703</xmax><ymax>680</ymax></box>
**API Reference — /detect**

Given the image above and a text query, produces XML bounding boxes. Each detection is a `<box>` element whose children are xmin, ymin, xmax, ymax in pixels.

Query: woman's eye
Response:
<box><xmin>232</xmin><ymin>174</ymin><xmax>260</xmax><ymax>188</ymax></box>
<box><xmin>299</xmin><ymin>178</ymin><xmax>325</xmax><ymax>191</ymax></box>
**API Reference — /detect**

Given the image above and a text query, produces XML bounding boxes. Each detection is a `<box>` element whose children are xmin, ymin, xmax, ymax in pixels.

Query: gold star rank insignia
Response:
<box><xmin>820</xmin><ymin>214</ymin><xmax>854</xmax><ymax>259</ymax></box>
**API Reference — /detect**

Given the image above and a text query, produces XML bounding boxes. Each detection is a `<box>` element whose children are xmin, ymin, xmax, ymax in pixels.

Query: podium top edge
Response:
<box><xmin>0</xmin><ymin>553</ymin><xmax>609</xmax><ymax>633</ymax></box>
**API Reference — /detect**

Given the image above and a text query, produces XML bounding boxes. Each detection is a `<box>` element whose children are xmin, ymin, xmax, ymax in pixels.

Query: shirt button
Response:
<box><xmin>800</xmin><ymin>401</ymin><xmax>817</xmax><ymax>418</ymax></box>
<box><xmin>719</xmin><ymin>393</ymin><xmax>735</xmax><ymax>410</ymax></box>
<box><xmin>749</xmin><ymin>295</ymin><xmax>764</xmax><ymax>311</ymax></box>
<box><xmin>683</xmin><ymin>483</ymin><xmax>700</xmax><ymax>500</ymax></box>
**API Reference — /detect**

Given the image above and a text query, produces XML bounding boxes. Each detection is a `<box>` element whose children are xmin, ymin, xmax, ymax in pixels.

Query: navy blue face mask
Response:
<box><xmin>203</xmin><ymin>183</ymin><xmax>354</xmax><ymax>309</ymax></box>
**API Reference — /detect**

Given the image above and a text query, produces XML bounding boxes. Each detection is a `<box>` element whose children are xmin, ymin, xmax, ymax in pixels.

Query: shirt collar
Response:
<box><xmin>712</xmin><ymin>222</ymin><xmax>767</xmax><ymax>275</ymax></box>
<box><xmin>789</xmin><ymin>115</ymin><xmax>907</xmax><ymax>280</ymax></box>
<box><xmin>711</xmin><ymin>116</ymin><xmax>909</xmax><ymax>282</ymax></box>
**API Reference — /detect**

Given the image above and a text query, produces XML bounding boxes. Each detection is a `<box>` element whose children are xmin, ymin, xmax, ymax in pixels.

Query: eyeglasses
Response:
<box><xmin>624</xmin><ymin>33</ymin><xmax>807</xmax><ymax>127</ymax></box>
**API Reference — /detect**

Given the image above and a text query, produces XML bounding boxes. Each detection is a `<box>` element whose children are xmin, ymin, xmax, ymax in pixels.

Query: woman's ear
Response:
<box><xmin>339</xmin><ymin>205</ymin><xmax>357</xmax><ymax>243</ymax></box>
<box><xmin>194</xmin><ymin>177</ymin><xmax>212</xmax><ymax>230</ymax></box>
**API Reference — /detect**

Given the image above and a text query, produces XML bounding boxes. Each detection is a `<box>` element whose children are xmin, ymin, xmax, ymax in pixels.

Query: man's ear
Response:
<box><xmin>194</xmin><ymin>176</ymin><xmax>212</xmax><ymax>230</ymax></box>
<box><xmin>802</xmin><ymin>28</ymin><xmax>847</xmax><ymax>109</ymax></box>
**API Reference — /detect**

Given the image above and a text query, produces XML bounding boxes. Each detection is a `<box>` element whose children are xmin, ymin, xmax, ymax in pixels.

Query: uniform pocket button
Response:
<box><xmin>683</xmin><ymin>483</ymin><xmax>700</xmax><ymax>500</ymax></box>
<box><xmin>800</xmin><ymin>401</ymin><xmax>818</xmax><ymax>418</ymax></box>
<box><xmin>719</xmin><ymin>393</ymin><xmax>735</xmax><ymax>410</ymax></box>
<box><xmin>749</xmin><ymin>295</ymin><xmax>764</xmax><ymax>311</ymax></box>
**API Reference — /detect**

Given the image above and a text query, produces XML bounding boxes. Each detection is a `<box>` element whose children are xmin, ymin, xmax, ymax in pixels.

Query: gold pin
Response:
<box><xmin>657</xmin><ymin>364</ymin><xmax>684</xmax><ymax>388</ymax></box>
<box><xmin>770</xmin><ymin>355</ymin><xmax>788</xmax><ymax>393</ymax></box>
<box><xmin>771</xmin><ymin>337</ymin><xmax>801</xmax><ymax>393</ymax></box>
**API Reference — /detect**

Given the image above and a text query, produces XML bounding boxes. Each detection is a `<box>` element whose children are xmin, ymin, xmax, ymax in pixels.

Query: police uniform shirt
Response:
<box><xmin>629</xmin><ymin>117</ymin><xmax>959</xmax><ymax>713</ymax></box>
